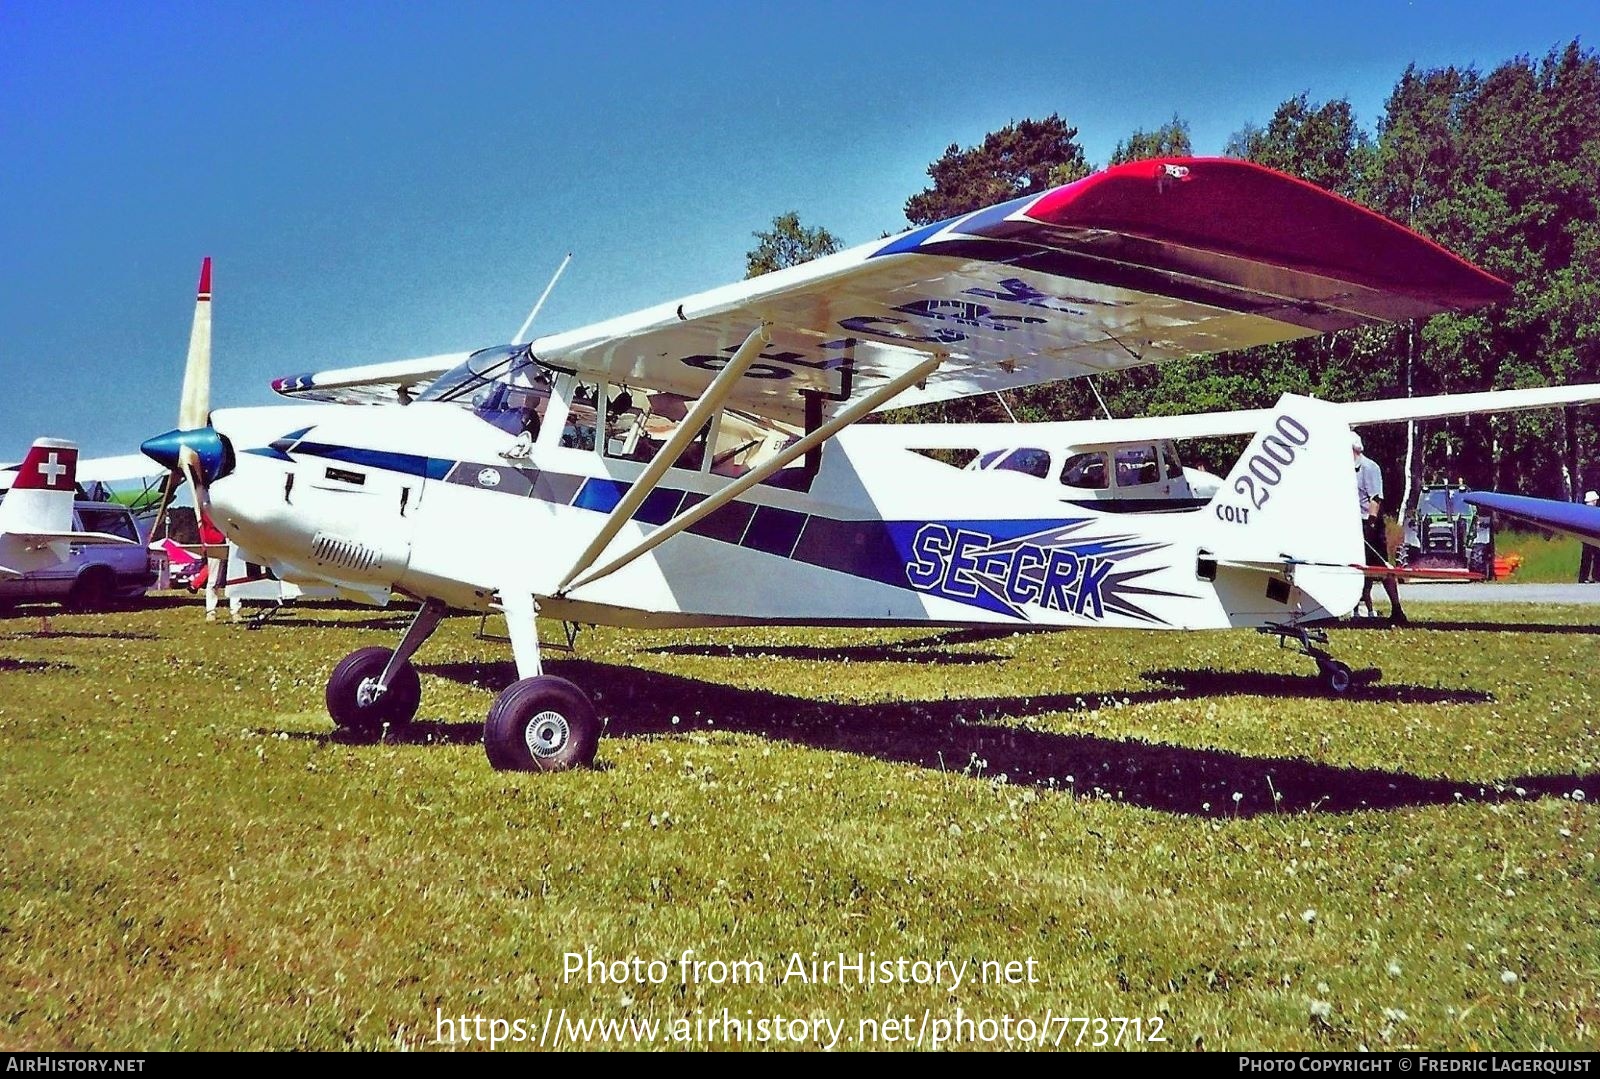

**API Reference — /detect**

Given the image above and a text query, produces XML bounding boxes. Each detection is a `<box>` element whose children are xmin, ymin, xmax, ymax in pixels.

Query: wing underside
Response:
<box><xmin>272</xmin><ymin>158</ymin><xmax>1508</xmax><ymax>421</ymax></box>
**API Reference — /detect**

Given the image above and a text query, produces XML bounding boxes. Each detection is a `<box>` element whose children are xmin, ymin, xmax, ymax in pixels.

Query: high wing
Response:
<box><xmin>270</xmin><ymin>352</ymin><xmax>468</xmax><ymax>406</ymax></box>
<box><xmin>851</xmin><ymin>382</ymin><xmax>1600</xmax><ymax>451</ymax></box>
<box><xmin>1463</xmin><ymin>491</ymin><xmax>1600</xmax><ymax>545</ymax></box>
<box><xmin>271</xmin><ymin>157</ymin><xmax>1507</xmax><ymax>421</ymax></box>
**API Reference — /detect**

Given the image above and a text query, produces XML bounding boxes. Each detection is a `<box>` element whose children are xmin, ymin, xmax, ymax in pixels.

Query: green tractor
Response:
<box><xmin>1396</xmin><ymin>481</ymin><xmax>1495</xmax><ymax>579</ymax></box>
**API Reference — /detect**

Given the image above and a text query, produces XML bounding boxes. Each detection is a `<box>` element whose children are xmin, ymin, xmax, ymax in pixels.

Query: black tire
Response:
<box><xmin>66</xmin><ymin>567</ymin><xmax>113</xmax><ymax>613</ymax></box>
<box><xmin>325</xmin><ymin>646</ymin><xmax>422</xmax><ymax>740</ymax></box>
<box><xmin>483</xmin><ymin>676</ymin><xmax>600</xmax><ymax>772</ymax></box>
<box><xmin>1320</xmin><ymin>660</ymin><xmax>1353</xmax><ymax>696</ymax></box>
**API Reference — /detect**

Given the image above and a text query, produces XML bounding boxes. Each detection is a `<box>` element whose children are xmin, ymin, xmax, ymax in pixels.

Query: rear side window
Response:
<box><xmin>1114</xmin><ymin>445</ymin><xmax>1161</xmax><ymax>488</ymax></box>
<box><xmin>1060</xmin><ymin>451</ymin><xmax>1108</xmax><ymax>490</ymax></box>
<box><xmin>79</xmin><ymin>508</ymin><xmax>138</xmax><ymax>542</ymax></box>
<box><xmin>994</xmin><ymin>448</ymin><xmax>1052</xmax><ymax>479</ymax></box>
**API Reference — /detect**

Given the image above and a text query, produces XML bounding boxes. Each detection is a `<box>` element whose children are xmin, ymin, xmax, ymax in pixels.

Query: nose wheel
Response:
<box><xmin>326</xmin><ymin>645</ymin><xmax>422</xmax><ymax>739</ymax></box>
<box><xmin>324</xmin><ymin>598</ymin><xmax>447</xmax><ymax>740</ymax></box>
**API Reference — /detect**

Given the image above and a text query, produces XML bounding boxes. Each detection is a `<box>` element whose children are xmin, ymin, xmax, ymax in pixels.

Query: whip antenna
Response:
<box><xmin>513</xmin><ymin>252</ymin><xmax>573</xmax><ymax>344</ymax></box>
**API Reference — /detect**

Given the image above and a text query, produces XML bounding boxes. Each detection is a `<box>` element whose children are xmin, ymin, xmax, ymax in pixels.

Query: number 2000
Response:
<box><xmin>1232</xmin><ymin>415</ymin><xmax>1310</xmax><ymax>509</ymax></box>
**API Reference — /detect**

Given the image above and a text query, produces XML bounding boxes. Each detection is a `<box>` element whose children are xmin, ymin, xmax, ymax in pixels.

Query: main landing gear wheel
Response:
<box><xmin>326</xmin><ymin>646</ymin><xmax>422</xmax><ymax>741</ymax></box>
<box><xmin>483</xmin><ymin>676</ymin><xmax>600</xmax><ymax>772</ymax></box>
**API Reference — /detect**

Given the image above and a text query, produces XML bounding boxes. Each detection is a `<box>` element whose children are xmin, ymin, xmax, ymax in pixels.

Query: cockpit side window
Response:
<box><xmin>976</xmin><ymin>449</ymin><xmax>1006</xmax><ymax>470</ymax></box>
<box><xmin>993</xmin><ymin>448</ymin><xmax>1052</xmax><ymax>479</ymax></box>
<box><xmin>1060</xmin><ymin>451</ymin><xmax>1108</xmax><ymax>490</ymax></box>
<box><xmin>598</xmin><ymin>385</ymin><xmax>701</xmax><ymax>466</ymax></box>
<box><xmin>1114</xmin><ymin>445</ymin><xmax>1161</xmax><ymax>488</ymax></box>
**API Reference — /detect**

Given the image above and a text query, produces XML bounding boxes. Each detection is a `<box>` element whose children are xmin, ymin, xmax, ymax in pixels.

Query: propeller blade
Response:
<box><xmin>178</xmin><ymin>448</ymin><xmax>226</xmax><ymax>559</ymax></box>
<box><xmin>146</xmin><ymin>469</ymin><xmax>179</xmax><ymax>545</ymax></box>
<box><xmin>179</xmin><ymin>446</ymin><xmax>207</xmax><ymax>514</ymax></box>
<box><xmin>178</xmin><ymin>257</ymin><xmax>212</xmax><ymax>431</ymax></box>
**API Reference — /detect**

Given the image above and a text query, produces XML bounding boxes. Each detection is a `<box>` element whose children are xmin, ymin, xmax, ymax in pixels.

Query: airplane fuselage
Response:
<box><xmin>205</xmin><ymin>395</ymin><xmax>1358</xmax><ymax>634</ymax></box>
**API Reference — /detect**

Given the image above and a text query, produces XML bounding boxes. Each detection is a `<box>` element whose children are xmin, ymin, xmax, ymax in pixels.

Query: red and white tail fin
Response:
<box><xmin>1</xmin><ymin>439</ymin><xmax>81</xmax><ymax>575</ymax></box>
<box><xmin>2</xmin><ymin>438</ymin><xmax>79</xmax><ymax>536</ymax></box>
<box><xmin>1</xmin><ymin>438</ymin><xmax>137</xmax><ymax>577</ymax></box>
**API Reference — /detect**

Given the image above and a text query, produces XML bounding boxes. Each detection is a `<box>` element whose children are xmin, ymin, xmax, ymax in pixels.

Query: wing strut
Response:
<box><xmin>560</xmin><ymin>351</ymin><xmax>944</xmax><ymax>596</ymax></box>
<box><xmin>555</xmin><ymin>323</ymin><xmax>773</xmax><ymax>592</ymax></box>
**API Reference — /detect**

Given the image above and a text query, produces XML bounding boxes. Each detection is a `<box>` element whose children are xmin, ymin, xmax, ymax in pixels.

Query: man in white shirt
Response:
<box><xmin>1355</xmin><ymin>433</ymin><xmax>1407</xmax><ymax>624</ymax></box>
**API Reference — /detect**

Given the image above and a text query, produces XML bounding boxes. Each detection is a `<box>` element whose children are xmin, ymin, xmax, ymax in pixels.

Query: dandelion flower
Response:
<box><xmin>1302</xmin><ymin>909</ymin><xmax>1317</xmax><ymax>924</ymax></box>
<box><xmin>1500</xmin><ymin>970</ymin><xmax>1518</xmax><ymax>985</ymax></box>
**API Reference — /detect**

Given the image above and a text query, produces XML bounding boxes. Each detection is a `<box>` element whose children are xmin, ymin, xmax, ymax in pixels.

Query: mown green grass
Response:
<box><xmin>0</xmin><ymin>597</ymin><xmax>1596</xmax><ymax>1051</ymax></box>
<box><xmin>1496</xmin><ymin>530</ymin><xmax>1586</xmax><ymax>584</ymax></box>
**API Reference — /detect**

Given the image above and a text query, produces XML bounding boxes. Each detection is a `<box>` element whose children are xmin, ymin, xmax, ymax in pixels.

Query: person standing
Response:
<box><xmin>198</xmin><ymin>509</ymin><xmax>242</xmax><ymax>623</ymax></box>
<box><xmin>1355</xmin><ymin>433</ymin><xmax>1407</xmax><ymax>624</ymax></box>
<box><xmin>1580</xmin><ymin>491</ymin><xmax>1600</xmax><ymax>583</ymax></box>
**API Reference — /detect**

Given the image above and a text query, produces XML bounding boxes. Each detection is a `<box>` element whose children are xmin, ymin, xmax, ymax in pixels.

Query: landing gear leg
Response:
<box><xmin>325</xmin><ymin>598</ymin><xmax>448</xmax><ymax>740</ymax></box>
<box><xmin>482</xmin><ymin>590</ymin><xmax>601</xmax><ymax>771</ymax></box>
<box><xmin>1259</xmin><ymin>621</ymin><xmax>1369</xmax><ymax>696</ymax></box>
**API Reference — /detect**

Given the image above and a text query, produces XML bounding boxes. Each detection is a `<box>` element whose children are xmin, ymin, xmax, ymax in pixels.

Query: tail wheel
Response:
<box><xmin>326</xmin><ymin>646</ymin><xmax>422</xmax><ymax>740</ymax></box>
<box><xmin>484</xmin><ymin>676</ymin><xmax>600</xmax><ymax>772</ymax></box>
<box><xmin>66</xmin><ymin>568</ymin><xmax>113</xmax><ymax>613</ymax></box>
<box><xmin>1319</xmin><ymin>659</ymin><xmax>1353</xmax><ymax>696</ymax></box>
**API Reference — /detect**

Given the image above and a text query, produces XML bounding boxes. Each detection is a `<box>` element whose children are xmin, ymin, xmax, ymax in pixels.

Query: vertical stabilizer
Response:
<box><xmin>1203</xmin><ymin>394</ymin><xmax>1364</xmax><ymax>620</ymax></box>
<box><xmin>0</xmin><ymin>439</ymin><xmax>81</xmax><ymax>574</ymax></box>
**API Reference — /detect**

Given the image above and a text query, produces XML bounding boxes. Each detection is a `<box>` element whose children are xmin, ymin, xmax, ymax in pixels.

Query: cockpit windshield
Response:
<box><xmin>418</xmin><ymin>345</ymin><xmax>555</xmax><ymax>435</ymax></box>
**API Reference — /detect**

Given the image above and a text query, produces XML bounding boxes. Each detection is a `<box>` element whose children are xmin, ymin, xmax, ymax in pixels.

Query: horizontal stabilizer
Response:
<box><xmin>6</xmin><ymin>530</ymin><xmax>136</xmax><ymax>547</ymax></box>
<box><xmin>869</xmin><ymin>381</ymin><xmax>1600</xmax><ymax>453</ymax></box>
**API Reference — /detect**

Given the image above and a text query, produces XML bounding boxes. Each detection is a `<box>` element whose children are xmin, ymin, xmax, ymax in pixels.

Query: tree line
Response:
<box><xmin>746</xmin><ymin>40</ymin><xmax>1600</xmax><ymax>506</ymax></box>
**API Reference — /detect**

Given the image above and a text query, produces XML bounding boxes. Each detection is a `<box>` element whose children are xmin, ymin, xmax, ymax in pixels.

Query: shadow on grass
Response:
<box><xmin>644</xmin><ymin>624</ymin><xmax>1064</xmax><ymax>666</ymax></box>
<box><xmin>0</xmin><ymin>628</ymin><xmax>156</xmax><ymax>641</ymax></box>
<box><xmin>646</xmin><ymin>641</ymin><xmax>1008</xmax><ymax>665</ymax></box>
<box><xmin>264</xmin><ymin>721</ymin><xmax>483</xmax><ymax>747</ymax></box>
<box><xmin>1348</xmin><ymin>619</ymin><xmax>1598</xmax><ymax>636</ymax></box>
<box><xmin>389</xmin><ymin>657</ymin><xmax>1582</xmax><ymax>818</ymax></box>
<box><xmin>1140</xmin><ymin>668</ymin><xmax>1492</xmax><ymax>705</ymax></box>
<box><xmin>258</xmin><ymin>615</ymin><xmax>416</xmax><ymax>631</ymax></box>
<box><xmin>0</xmin><ymin>657</ymin><xmax>74</xmax><ymax>673</ymax></box>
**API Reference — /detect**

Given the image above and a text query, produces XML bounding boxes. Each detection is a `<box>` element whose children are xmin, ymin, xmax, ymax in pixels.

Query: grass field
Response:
<box><xmin>1</xmin><ymin>596</ymin><xmax>1596</xmax><ymax>1051</ymax></box>
<box><xmin>1496</xmin><ymin>530</ymin><xmax>1587</xmax><ymax>584</ymax></box>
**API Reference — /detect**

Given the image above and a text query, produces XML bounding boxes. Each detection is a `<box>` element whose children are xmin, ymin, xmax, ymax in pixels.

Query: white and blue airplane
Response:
<box><xmin>140</xmin><ymin>157</ymin><xmax>1530</xmax><ymax>771</ymax></box>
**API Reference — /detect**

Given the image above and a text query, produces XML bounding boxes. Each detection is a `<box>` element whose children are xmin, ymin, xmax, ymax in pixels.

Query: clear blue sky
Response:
<box><xmin>2</xmin><ymin>0</ymin><xmax>1595</xmax><ymax>460</ymax></box>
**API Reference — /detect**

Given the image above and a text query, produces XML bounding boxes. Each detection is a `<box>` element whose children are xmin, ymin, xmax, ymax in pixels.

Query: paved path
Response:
<box><xmin>1397</xmin><ymin>582</ymin><xmax>1600</xmax><ymax>605</ymax></box>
